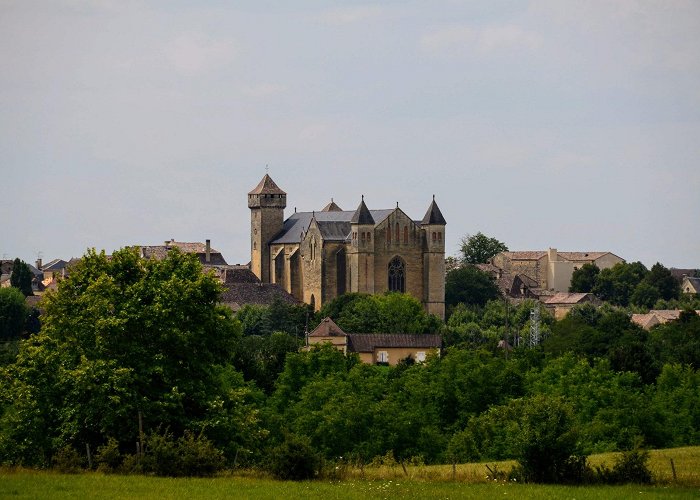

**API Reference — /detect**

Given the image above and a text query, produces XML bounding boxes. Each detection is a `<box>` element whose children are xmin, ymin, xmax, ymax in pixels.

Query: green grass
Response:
<box><xmin>1</xmin><ymin>447</ymin><xmax>698</xmax><ymax>499</ymax></box>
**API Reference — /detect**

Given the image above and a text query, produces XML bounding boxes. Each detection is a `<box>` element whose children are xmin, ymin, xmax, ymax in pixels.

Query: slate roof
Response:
<box><xmin>248</xmin><ymin>174</ymin><xmax>286</xmax><ymax>195</ymax></box>
<box><xmin>421</xmin><ymin>198</ymin><xmax>447</xmax><ymax>225</ymax></box>
<box><xmin>683</xmin><ymin>276</ymin><xmax>700</xmax><ymax>292</ymax></box>
<box><xmin>42</xmin><ymin>259</ymin><xmax>69</xmax><ymax>271</ymax></box>
<box><xmin>321</xmin><ymin>200</ymin><xmax>343</xmax><ymax>212</ymax></box>
<box><xmin>347</xmin><ymin>333</ymin><xmax>442</xmax><ymax>352</ymax></box>
<box><xmin>220</xmin><ymin>282</ymin><xmax>299</xmax><ymax>308</ymax></box>
<box><xmin>271</xmin><ymin>209</ymin><xmax>394</xmax><ymax>245</ymax></box>
<box><xmin>221</xmin><ymin>266</ymin><xmax>259</xmax><ymax>284</ymax></box>
<box><xmin>350</xmin><ymin>199</ymin><xmax>375</xmax><ymax>225</ymax></box>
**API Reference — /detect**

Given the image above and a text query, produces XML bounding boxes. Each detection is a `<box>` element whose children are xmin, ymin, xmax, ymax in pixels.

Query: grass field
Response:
<box><xmin>1</xmin><ymin>447</ymin><xmax>698</xmax><ymax>499</ymax></box>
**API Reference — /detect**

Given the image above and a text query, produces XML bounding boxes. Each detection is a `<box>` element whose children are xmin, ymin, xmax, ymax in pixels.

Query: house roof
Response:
<box><xmin>138</xmin><ymin>241</ymin><xmax>228</xmax><ymax>265</ymax></box>
<box><xmin>670</xmin><ymin>268</ymin><xmax>698</xmax><ymax>280</ymax></box>
<box><xmin>544</xmin><ymin>292</ymin><xmax>596</xmax><ymax>305</ymax></box>
<box><xmin>42</xmin><ymin>258</ymin><xmax>69</xmax><ymax>271</ymax></box>
<box><xmin>421</xmin><ymin>198</ymin><xmax>447</xmax><ymax>225</ymax></box>
<box><xmin>682</xmin><ymin>276</ymin><xmax>700</xmax><ymax>292</ymax></box>
<box><xmin>309</xmin><ymin>317</ymin><xmax>347</xmax><ymax>337</ymax></box>
<box><xmin>221</xmin><ymin>266</ymin><xmax>259</xmax><ymax>284</ymax></box>
<box><xmin>271</xmin><ymin>209</ymin><xmax>394</xmax><ymax>245</ymax></box>
<box><xmin>500</xmin><ymin>251</ymin><xmax>548</xmax><ymax>261</ymax></box>
<box><xmin>631</xmin><ymin>309</ymin><xmax>700</xmax><ymax>329</ymax></box>
<box><xmin>347</xmin><ymin>333</ymin><xmax>442</xmax><ymax>352</ymax></box>
<box><xmin>558</xmin><ymin>252</ymin><xmax>614</xmax><ymax>262</ymax></box>
<box><xmin>248</xmin><ymin>174</ymin><xmax>286</xmax><ymax>195</ymax></box>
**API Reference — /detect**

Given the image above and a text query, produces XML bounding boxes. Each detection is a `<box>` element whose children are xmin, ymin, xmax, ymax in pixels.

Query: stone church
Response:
<box><xmin>248</xmin><ymin>174</ymin><xmax>446</xmax><ymax>319</ymax></box>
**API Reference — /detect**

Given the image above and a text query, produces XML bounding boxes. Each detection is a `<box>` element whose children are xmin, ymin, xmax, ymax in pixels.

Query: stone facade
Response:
<box><xmin>248</xmin><ymin>174</ymin><xmax>446</xmax><ymax>318</ymax></box>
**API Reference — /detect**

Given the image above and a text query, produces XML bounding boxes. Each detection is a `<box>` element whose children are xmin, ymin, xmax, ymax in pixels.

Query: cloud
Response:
<box><xmin>315</xmin><ymin>5</ymin><xmax>383</xmax><ymax>25</ymax></box>
<box><xmin>163</xmin><ymin>33</ymin><xmax>237</xmax><ymax>75</ymax></box>
<box><xmin>420</xmin><ymin>23</ymin><xmax>542</xmax><ymax>54</ymax></box>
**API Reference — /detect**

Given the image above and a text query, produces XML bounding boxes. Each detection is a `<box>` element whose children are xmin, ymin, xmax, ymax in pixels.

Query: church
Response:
<box><xmin>248</xmin><ymin>174</ymin><xmax>446</xmax><ymax>319</ymax></box>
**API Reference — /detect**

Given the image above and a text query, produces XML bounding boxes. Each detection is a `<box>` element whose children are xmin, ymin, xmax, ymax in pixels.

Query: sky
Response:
<box><xmin>1</xmin><ymin>0</ymin><xmax>699</xmax><ymax>268</ymax></box>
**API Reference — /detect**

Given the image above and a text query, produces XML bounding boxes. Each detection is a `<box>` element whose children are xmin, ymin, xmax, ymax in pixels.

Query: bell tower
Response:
<box><xmin>421</xmin><ymin>196</ymin><xmax>446</xmax><ymax>319</ymax></box>
<box><xmin>248</xmin><ymin>174</ymin><xmax>286</xmax><ymax>283</ymax></box>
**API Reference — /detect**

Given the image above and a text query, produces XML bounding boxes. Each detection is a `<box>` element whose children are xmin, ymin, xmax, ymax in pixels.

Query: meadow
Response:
<box><xmin>1</xmin><ymin>447</ymin><xmax>698</xmax><ymax>499</ymax></box>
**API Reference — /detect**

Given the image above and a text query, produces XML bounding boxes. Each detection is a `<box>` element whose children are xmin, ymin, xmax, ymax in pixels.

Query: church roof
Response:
<box><xmin>248</xmin><ymin>174</ymin><xmax>286</xmax><ymax>195</ymax></box>
<box><xmin>321</xmin><ymin>199</ymin><xmax>343</xmax><ymax>212</ymax></box>
<box><xmin>347</xmin><ymin>333</ymin><xmax>442</xmax><ymax>352</ymax></box>
<box><xmin>271</xmin><ymin>209</ymin><xmax>394</xmax><ymax>245</ymax></box>
<box><xmin>350</xmin><ymin>198</ymin><xmax>375</xmax><ymax>225</ymax></box>
<box><xmin>421</xmin><ymin>198</ymin><xmax>447</xmax><ymax>225</ymax></box>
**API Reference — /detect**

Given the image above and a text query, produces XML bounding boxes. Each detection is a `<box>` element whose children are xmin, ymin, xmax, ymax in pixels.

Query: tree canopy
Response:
<box><xmin>0</xmin><ymin>287</ymin><xmax>28</xmax><ymax>341</ymax></box>
<box><xmin>459</xmin><ymin>232</ymin><xmax>508</xmax><ymax>265</ymax></box>
<box><xmin>445</xmin><ymin>265</ymin><xmax>500</xmax><ymax>309</ymax></box>
<box><xmin>10</xmin><ymin>259</ymin><xmax>33</xmax><ymax>297</ymax></box>
<box><xmin>0</xmin><ymin>248</ymin><xmax>263</xmax><ymax>466</ymax></box>
<box><xmin>569</xmin><ymin>264</ymin><xmax>599</xmax><ymax>293</ymax></box>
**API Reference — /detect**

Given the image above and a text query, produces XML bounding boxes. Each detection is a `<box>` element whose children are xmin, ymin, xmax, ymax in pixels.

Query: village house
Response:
<box><xmin>306</xmin><ymin>317</ymin><xmax>442</xmax><ymax>365</ymax></box>
<box><xmin>543</xmin><ymin>292</ymin><xmax>602</xmax><ymax>320</ymax></box>
<box><xmin>490</xmin><ymin>248</ymin><xmax>624</xmax><ymax>295</ymax></box>
<box><xmin>681</xmin><ymin>276</ymin><xmax>700</xmax><ymax>295</ymax></box>
<box><xmin>631</xmin><ymin>309</ymin><xmax>700</xmax><ymax>330</ymax></box>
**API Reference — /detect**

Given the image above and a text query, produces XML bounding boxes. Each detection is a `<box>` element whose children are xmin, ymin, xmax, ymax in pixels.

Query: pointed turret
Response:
<box><xmin>350</xmin><ymin>196</ymin><xmax>375</xmax><ymax>225</ymax></box>
<box><xmin>248</xmin><ymin>174</ymin><xmax>286</xmax><ymax>196</ymax></box>
<box><xmin>421</xmin><ymin>196</ymin><xmax>446</xmax><ymax>225</ymax></box>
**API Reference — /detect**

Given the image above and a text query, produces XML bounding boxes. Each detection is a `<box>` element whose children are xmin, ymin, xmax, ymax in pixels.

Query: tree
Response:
<box><xmin>10</xmin><ymin>259</ymin><xmax>33</xmax><ymax>297</ymax></box>
<box><xmin>0</xmin><ymin>248</ymin><xmax>262</xmax><ymax>466</ymax></box>
<box><xmin>644</xmin><ymin>263</ymin><xmax>680</xmax><ymax>301</ymax></box>
<box><xmin>459</xmin><ymin>232</ymin><xmax>508</xmax><ymax>265</ymax></box>
<box><xmin>0</xmin><ymin>287</ymin><xmax>28</xmax><ymax>341</ymax></box>
<box><xmin>592</xmin><ymin>262</ymin><xmax>648</xmax><ymax>306</ymax></box>
<box><xmin>630</xmin><ymin>282</ymin><xmax>660</xmax><ymax>309</ymax></box>
<box><xmin>569</xmin><ymin>264</ymin><xmax>599</xmax><ymax>293</ymax></box>
<box><xmin>445</xmin><ymin>265</ymin><xmax>500</xmax><ymax>308</ymax></box>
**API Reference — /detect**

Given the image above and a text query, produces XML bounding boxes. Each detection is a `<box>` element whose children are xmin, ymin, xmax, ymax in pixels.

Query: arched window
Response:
<box><xmin>403</xmin><ymin>226</ymin><xmax>408</xmax><ymax>244</ymax></box>
<box><xmin>367</xmin><ymin>232</ymin><xmax>371</xmax><ymax>242</ymax></box>
<box><xmin>432</xmin><ymin>232</ymin><xmax>437</xmax><ymax>242</ymax></box>
<box><xmin>438</xmin><ymin>232</ymin><xmax>442</xmax><ymax>242</ymax></box>
<box><xmin>395</xmin><ymin>223</ymin><xmax>400</xmax><ymax>242</ymax></box>
<box><xmin>361</xmin><ymin>232</ymin><xmax>366</xmax><ymax>242</ymax></box>
<box><xmin>388</xmin><ymin>256</ymin><xmax>405</xmax><ymax>293</ymax></box>
<box><xmin>387</xmin><ymin>225</ymin><xmax>391</xmax><ymax>243</ymax></box>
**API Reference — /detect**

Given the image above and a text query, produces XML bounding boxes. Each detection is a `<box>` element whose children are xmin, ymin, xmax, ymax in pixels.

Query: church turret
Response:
<box><xmin>349</xmin><ymin>196</ymin><xmax>375</xmax><ymax>294</ymax></box>
<box><xmin>421</xmin><ymin>196</ymin><xmax>446</xmax><ymax>319</ymax></box>
<box><xmin>249</xmin><ymin>174</ymin><xmax>286</xmax><ymax>283</ymax></box>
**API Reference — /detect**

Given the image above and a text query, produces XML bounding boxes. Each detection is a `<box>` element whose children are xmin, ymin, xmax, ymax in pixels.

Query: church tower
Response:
<box><xmin>348</xmin><ymin>196</ymin><xmax>375</xmax><ymax>294</ymax></box>
<box><xmin>248</xmin><ymin>174</ymin><xmax>286</xmax><ymax>283</ymax></box>
<box><xmin>421</xmin><ymin>196</ymin><xmax>446</xmax><ymax>319</ymax></box>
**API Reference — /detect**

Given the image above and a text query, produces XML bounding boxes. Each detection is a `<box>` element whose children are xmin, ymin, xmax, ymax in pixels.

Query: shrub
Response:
<box><xmin>95</xmin><ymin>438</ymin><xmax>122</xmax><ymax>472</ymax></box>
<box><xmin>141</xmin><ymin>430</ymin><xmax>224</xmax><ymax>477</ymax></box>
<box><xmin>596</xmin><ymin>448</ymin><xmax>653</xmax><ymax>484</ymax></box>
<box><xmin>268</xmin><ymin>434</ymin><xmax>320</xmax><ymax>480</ymax></box>
<box><xmin>52</xmin><ymin>446</ymin><xmax>84</xmax><ymax>473</ymax></box>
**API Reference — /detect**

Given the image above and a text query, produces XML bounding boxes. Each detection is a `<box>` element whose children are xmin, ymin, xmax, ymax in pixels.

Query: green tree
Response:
<box><xmin>0</xmin><ymin>287</ymin><xmax>28</xmax><ymax>341</ymax></box>
<box><xmin>459</xmin><ymin>232</ymin><xmax>508</xmax><ymax>265</ymax></box>
<box><xmin>592</xmin><ymin>262</ymin><xmax>648</xmax><ymax>306</ymax></box>
<box><xmin>644</xmin><ymin>263</ymin><xmax>680</xmax><ymax>301</ymax></box>
<box><xmin>10</xmin><ymin>259</ymin><xmax>33</xmax><ymax>297</ymax></box>
<box><xmin>569</xmin><ymin>264</ymin><xmax>599</xmax><ymax>293</ymax></box>
<box><xmin>630</xmin><ymin>282</ymin><xmax>660</xmax><ymax>309</ymax></box>
<box><xmin>445</xmin><ymin>265</ymin><xmax>500</xmax><ymax>308</ymax></box>
<box><xmin>0</xmin><ymin>248</ymin><xmax>262</xmax><ymax>466</ymax></box>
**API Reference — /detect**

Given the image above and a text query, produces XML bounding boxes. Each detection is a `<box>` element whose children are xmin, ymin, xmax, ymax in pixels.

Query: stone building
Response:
<box><xmin>248</xmin><ymin>174</ymin><xmax>446</xmax><ymax>318</ymax></box>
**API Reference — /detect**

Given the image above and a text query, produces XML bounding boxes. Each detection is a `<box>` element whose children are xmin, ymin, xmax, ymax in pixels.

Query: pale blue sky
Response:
<box><xmin>1</xmin><ymin>1</ymin><xmax>699</xmax><ymax>267</ymax></box>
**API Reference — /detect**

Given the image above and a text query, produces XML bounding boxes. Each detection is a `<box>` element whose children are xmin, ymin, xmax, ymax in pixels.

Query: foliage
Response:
<box><xmin>459</xmin><ymin>232</ymin><xmax>508</xmax><ymax>265</ymax></box>
<box><xmin>95</xmin><ymin>438</ymin><xmax>122</xmax><ymax>472</ymax></box>
<box><xmin>232</xmin><ymin>332</ymin><xmax>300</xmax><ymax>393</ymax></box>
<box><xmin>10</xmin><ymin>259</ymin><xmax>33</xmax><ymax>297</ymax></box>
<box><xmin>0</xmin><ymin>287</ymin><xmax>28</xmax><ymax>341</ymax></box>
<box><xmin>0</xmin><ymin>247</ymin><xmax>260</xmax><ymax>466</ymax></box>
<box><xmin>267</xmin><ymin>434</ymin><xmax>320</xmax><ymax>480</ymax></box>
<box><xmin>314</xmin><ymin>293</ymin><xmax>441</xmax><ymax>334</ymax></box>
<box><xmin>595</xmin><ymin>448</ymin><xmax>653</xmax><ymax>484</ymax></box>
<box><xmin>644</xmin><ymin>263</ymin><xmax>680</xmax><ymax>301</ymax></box>
<box><xmin>445</xmin><ymin>265</ymin><xmax>500</xmax><ymax>308</ymax></box>
<box><xmin>515</xmin><ymin>395</ymin><xmax>587</xmax><ymax>483</ymax></box>
<box><xmin>592</xmin><ymin>262</ymin><xmax>648</xmax><ymax>306</ymax></box>
<box><xmin>569</xmin><ymin>264</ymin><xmax>599</xmax><ymax>293</ymax></box>
<box><xmin>648</xmin><ymin>311</ymin><xmax>700</xmax><ymax>369</ymax></box>
<box><xmin>140</xmin><ymin>430</ymin><xmax>224</xmax><ymax>477</ymax></box>
<box><xmin>235</xmin><ymin>298</ymin><xmax>311</xmax><ymax>337</ymax></box>
<box><xmin>52</xmin><ymin>446</ymin><xmax>84</xmax><ymax>473</ymax></box>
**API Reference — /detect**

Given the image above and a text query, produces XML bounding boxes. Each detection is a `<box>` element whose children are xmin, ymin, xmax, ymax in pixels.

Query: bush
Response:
<box><xmin>268</xmin><ymin>434</ymin><xmax>320</xmax><ymax>481</ymax></box>
<box><xmin>596</xmin><ymin>448</ymin><xmax>653</xmax><ymax>484</ymax></box>
<box><xmin>516</xmin><ymin>395</ymin><xmax>587</xmax><ymax>484</ymax></box>
<box><xmin>138</xmin><ymin>430</ymin><xmax>224</xmax><ymax>477</ymax></box>
<box><xmin>95</xmin><ymin>438</ymin><xmax>122</xmax><ymax>472</ymax></box>
<box><xmin>52</xmin><ymin>446</ymin><xmax>84</xmax><ymax>473</ymax></box>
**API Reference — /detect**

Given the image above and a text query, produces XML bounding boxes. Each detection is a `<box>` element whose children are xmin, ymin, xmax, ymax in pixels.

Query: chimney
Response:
<box><xmin>36</xmin><ymin>258</ymin><xmax>42</xmax><ymax>270</ymax></box>
<box><xmin>548</xmin><ymin>248</ymin><xmax>558</xmax><ymax>262</ymax></box>
<box><xmin>205</xmin><ymin>239</ymin><xmax>211</xmax><ymax>263</ymax></box>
